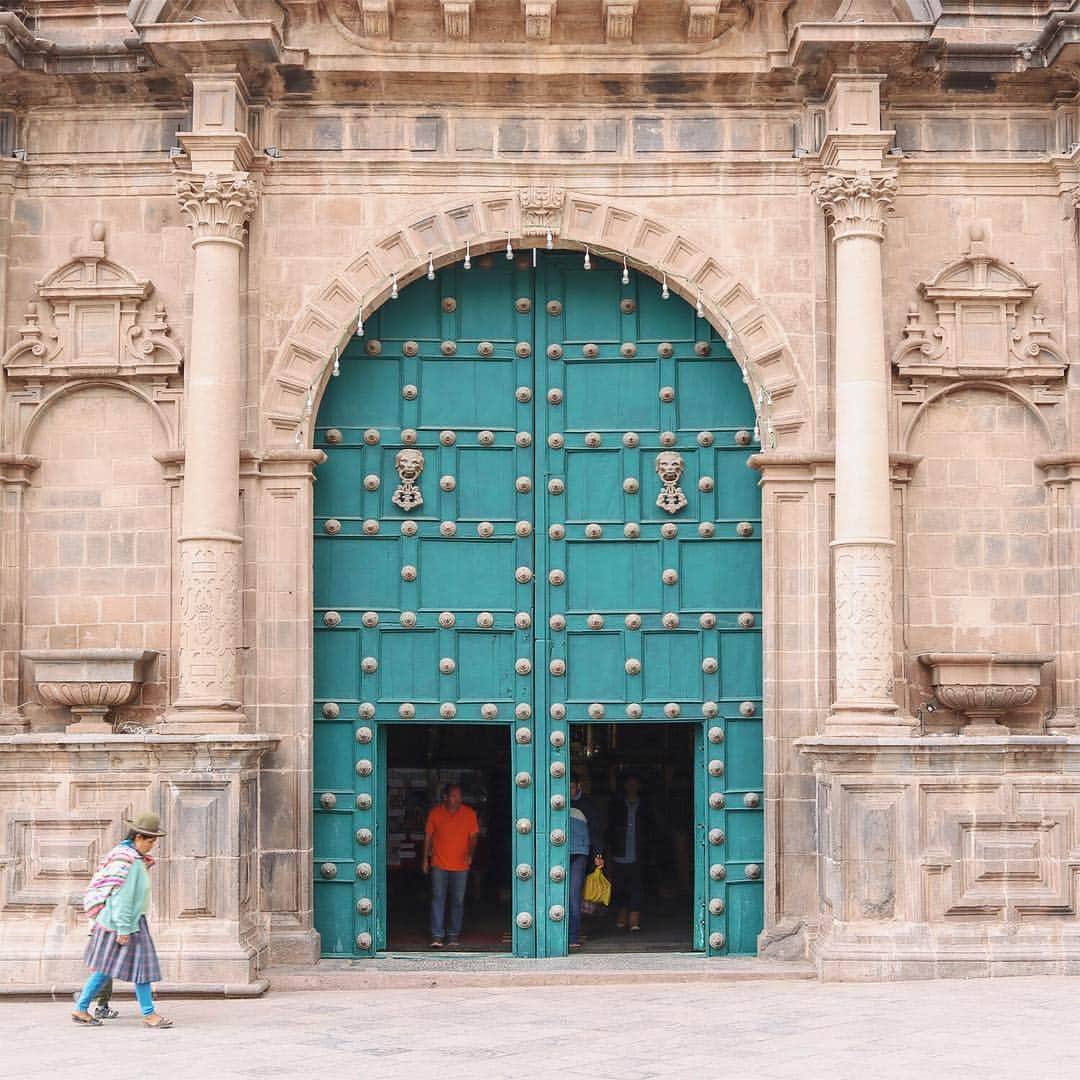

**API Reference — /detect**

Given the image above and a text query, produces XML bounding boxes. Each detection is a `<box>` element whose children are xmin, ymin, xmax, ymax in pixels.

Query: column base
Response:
<box><xmin>163</xmin><ymin>706</ymin><xmax>250</xmax><ymax>734</ymax></box>
<box><xmin>827</xmin><ymin>702</ymin><xmax>916</xmax><ymax>736</ymax></box>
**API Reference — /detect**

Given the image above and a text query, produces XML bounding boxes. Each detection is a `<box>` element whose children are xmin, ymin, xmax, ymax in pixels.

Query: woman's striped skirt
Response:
<box><xmin>84</xmin><ymin>916</ymin><xmax>162</xmax><ymax>984</ymax></box>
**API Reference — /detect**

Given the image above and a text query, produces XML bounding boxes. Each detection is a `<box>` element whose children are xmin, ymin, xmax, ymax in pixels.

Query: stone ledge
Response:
<box><xmin>0</xmin><ymin>979</ymin><xmax>269</xmax><ymax>999</ymax></box>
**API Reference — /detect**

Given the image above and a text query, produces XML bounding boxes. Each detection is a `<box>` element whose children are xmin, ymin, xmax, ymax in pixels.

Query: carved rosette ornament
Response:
<box><xmin>814</xmin><ymin>171</ymin><xmax>898</xmax><ymax>243</ymax></box>
<box><xmin>655</xmin><ymin>451</ymin><xmax>688</xmax><ymax>514</ymax></box>
<box><xmin>392</xmin><ymin>448</ymin><xmax>425</xmax><ymax>511</ymax></box>
<box><xmin>176</xmin><ymin>172</ymin><xmax>259</xmax><ymax>245</ymax></box>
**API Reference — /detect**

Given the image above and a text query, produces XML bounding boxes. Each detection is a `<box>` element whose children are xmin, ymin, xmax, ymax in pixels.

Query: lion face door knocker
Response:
<box><xmin>392</xmin><ymin>448</ymin><xmax>425</xmax><ymax>511</ymax></box>
<box><xmin>655</xmin><ymin>451</ymin><xmax>688</xmax><ymax>515</ymax></box>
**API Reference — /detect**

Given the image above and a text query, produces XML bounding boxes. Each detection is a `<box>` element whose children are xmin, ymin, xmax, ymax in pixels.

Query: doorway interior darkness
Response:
<box><xmin>569</xmin><ymin>722</ymin><xmax>694</xmax><ymax>953</ymax></box>
<box><xmin>311</xmin><ymin>250</ymin><xmax>765</xmax><ymax>959</ymax></box>
<box><xmin>386</xmin><ymin>724</ymin><xmax>511</xmax><ymax>952</ymax></box>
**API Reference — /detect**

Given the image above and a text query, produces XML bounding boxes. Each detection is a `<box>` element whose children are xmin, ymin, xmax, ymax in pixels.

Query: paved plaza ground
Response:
<box><xmin>1</xmin><ymin>973</ymin><xmax>1078</xmax><ymax>1080</ymax></box>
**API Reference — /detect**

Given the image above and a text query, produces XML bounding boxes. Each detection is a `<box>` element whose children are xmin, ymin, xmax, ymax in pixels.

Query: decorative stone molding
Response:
<box><xmin>175</xmin><ymin>172</ymin><xmax>259</xmax><ymax>246</ymax></box>
<box><xmin>260</xmin><ymin>191</ymin><xmax>809</xmax><ymax>452</ymax></box>
<box><xmin>919</xmin><ymin>653</ymin><xmax>1052</xmax><ymax>736</ymax></box>
<box><xmin>519</xmin><ymin>184</ymin><xmax>565</xmax><ymax>241</ymax></box>
<box><xmin>360</xmin><ymin>0</ymin><xmax>394</xmax><ymax>36</ymax></box>
<box><xmin>813</xmin><ymin>170</ymin><xmax>898</xmax><ymax>242</ymax></box>
<box><xmin>686</xmin><ymin>1</ymin><xmax>723</xmax><ymax>42</ymax></box>
<box><xmin>22</xmin><ymin>650</ymin><xmax>159</xmax><ymax>733</ymax></box>
<box><xmin>0</xmin><ymin>733</ymin><xmax>276</xmax><ymax>991</ymax></box>
<box><xmin>441</xmin><ymin>0</ymin><xmax>474</xmax><ymax>39</ymax></box>
<box><xmin>523</xmin><ymin>0</ymin><xmax>556</xmax><ymax>39</ymax></box>
<box><xmin>175</xmin><ymin>541</ymin><xmax>242</xmax><ymax>713</ymax></box>
<box><xmin>799</xmin><ymin>735</ymin><xmax>1080</xmax><ymax>979</ymax></box>
<box><xmin>604</xmin><ymin>0</ymin><xmax>637</xmax><ymax>42</ymax></box>
<box><xmin>892</xmin><ymin>227</ymin><xmax>1069</xmax><ymax>381</ymax></box>
<box><xmin>1</xmin><ymin>223</ymin><xmax>182</xmax><ymax>380</ymax></box>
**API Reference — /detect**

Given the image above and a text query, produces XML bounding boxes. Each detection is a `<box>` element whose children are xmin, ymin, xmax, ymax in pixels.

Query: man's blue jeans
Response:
<box><xmin>568</xmin><ymin>854</ymin><xmax>588</xmax><ymax>945</ymax></box>
<box><xmin>430</xmin><ymin>867</ymin><xmax>468</xmax><ymax>941</ymax></box>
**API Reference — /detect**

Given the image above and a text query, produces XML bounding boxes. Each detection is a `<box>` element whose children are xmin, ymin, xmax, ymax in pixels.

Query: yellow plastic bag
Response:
<box><xmin>583</xmin><ymin>867</ymin><xmax>612</xmax><ymax>908</ymax></box>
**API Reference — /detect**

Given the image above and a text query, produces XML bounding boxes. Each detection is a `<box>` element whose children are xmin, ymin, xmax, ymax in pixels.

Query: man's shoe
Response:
<box><xmin>446</xmin><ymin>938</ymin><xmax>460</xmax><ymax>948</ymax></box>
<box><xmin>430</xmin><ymin>938</ymin><xmax>444</xmax><ymax>949</ymax></box>
<box><xmin>93</xmin><ymin>1005</ymin><xmax>119</xmax><ymax>1020</ymax></box>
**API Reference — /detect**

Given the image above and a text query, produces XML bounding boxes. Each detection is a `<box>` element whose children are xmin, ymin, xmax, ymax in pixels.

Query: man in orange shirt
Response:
<box><xmin>422</xmin><ymin>783</ymin><xmax>480</xmax><ymax>949</ymax></box>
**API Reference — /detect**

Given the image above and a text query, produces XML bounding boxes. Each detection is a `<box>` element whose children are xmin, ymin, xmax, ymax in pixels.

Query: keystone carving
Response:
<box><xmin>360</xmin><ymin>0</ymin><xmax>394</xmax><ymax>35</ymax></box>
<box><xmin>392</xmin><ymin>448</ymin><xmax>425</xmax><ymax>511</ymax></box>
<box><xmin>520</xmin><ymin>184</ymin><xmax>565</xmax><ymax>240</ymax></box>
<box><xmin>686</xmin><ymin>0</ymin><xmax>723</xmax><ymax>41</ymax></box>
<box><xmin>523</xmin><ymin>0</ymin><xmax>556</xmax><ymax>38</ymax></box>
<box><xmin>604</xmin><ymin>0</ymin><xmax>638</xmax><ymax>42</ymax></box>
<box><xmin>176</xmin><ymin>172</ymin><xmax>259</xmax><ymax>244</ymax></box>
<box><xmin>441</xmin><ymin>0</ymin><xmax>474</xmax><ymax>38</ymax></box>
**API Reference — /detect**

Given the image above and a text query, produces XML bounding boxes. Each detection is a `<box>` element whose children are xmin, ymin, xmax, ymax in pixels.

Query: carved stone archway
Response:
<box><xmin>258</xmin><ymin>190</ymin><xmax>810</xmax><ymax>450</ymax></box>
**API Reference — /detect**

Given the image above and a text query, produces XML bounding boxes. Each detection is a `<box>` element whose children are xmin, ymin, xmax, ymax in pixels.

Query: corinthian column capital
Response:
<box><xmin>814</xmin><ymin>170</ymin><xmax>898</xmax><ymax>243</ymax></box>
<box><xmin>176</xmin><ymin>171</ymin><xmax>259</xmax><ymax>245</ymax></box>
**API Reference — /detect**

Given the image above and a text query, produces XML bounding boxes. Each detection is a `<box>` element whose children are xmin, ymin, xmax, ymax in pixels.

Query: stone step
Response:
<box><xmin>264</xmin><ymin>955</ymin><xmax>816</xmax><ymax>991</ymax></box>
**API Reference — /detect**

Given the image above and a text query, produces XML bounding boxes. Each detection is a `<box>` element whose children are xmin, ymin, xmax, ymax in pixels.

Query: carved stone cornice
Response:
<box><xmin>176</xmin><ymin>172</ymin><xmax>259</xmax><ymax>246</ymax></box>
<box><xmin>814</xmin><ymin>170</ymin><xmax>898</xmax><ymax>243</ymax></box>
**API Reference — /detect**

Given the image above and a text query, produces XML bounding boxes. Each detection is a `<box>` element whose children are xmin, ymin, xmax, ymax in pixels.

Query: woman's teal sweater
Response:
<box><xmin>95</xmin><ymin>849</ymin><xmax>151</xmax><ymax>935</ymax></box>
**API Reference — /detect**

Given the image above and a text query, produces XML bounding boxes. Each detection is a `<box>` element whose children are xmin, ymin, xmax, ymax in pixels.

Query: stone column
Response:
<box><xmin>816</xmin><ymin>171</ymin><xmax>910</xmax><ymax>734</ymax></box>
<box><xmin>167</xmin><ymin>172</ymin><xmax>258</xmax><ymax>733</ymax></box>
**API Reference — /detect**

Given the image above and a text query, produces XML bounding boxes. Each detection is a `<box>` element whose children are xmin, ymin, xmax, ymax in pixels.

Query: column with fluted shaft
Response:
<box><xmin>167</xmin><ymin>172</ymin><xmax>258</xmax><ymax>732</ymax></box>
<box><xmin>815</xmin><ymin>171</ymin><xmax>912</xmax><ymax>734</ymax></box>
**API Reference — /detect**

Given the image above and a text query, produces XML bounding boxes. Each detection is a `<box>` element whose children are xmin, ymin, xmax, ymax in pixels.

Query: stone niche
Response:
<box><xmin>800</xmin><ymin>737</ymin><xmax>1080</xmax><ymax>980</ymax></box>
<box><xmin>0</xmin><ymin>734</ymin><xmax>276</xmax><ymax>992</ymax></box>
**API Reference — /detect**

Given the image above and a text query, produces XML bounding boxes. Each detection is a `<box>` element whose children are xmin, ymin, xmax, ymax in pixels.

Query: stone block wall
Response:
<box><xmin>20</xmin><ymin>385</ymin><xmax>174</xmax><ymax>729</ymax></box>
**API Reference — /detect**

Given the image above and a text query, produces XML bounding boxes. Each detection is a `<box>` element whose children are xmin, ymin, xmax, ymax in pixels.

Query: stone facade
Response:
<box><xmin>2</xmin><ymin>0</ymin><xmax>1080</xmax><ymax>986</ymax></box>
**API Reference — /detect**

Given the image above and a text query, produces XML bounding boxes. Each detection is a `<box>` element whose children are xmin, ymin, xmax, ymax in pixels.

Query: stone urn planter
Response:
<box><xmin>917</xmin><ymin>653</ymin><xmax>1052</xmax><ymax>736</ymax></box>
<box><xmin>21</xmin><ymin>649</ymin><xmax>159</xmax><ymax>733</ymax></box>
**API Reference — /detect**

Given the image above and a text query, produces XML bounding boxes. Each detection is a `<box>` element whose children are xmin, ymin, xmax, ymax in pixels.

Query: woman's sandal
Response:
<box><xmin>71</xmin><ymin>1011</ymin><xmax>103</xmax><ymax>1027</ymax></box>
<box><xmin>143</xmin><ymin>1015</ymin><xmax>174</xmax><ymax>1029</ymax></box>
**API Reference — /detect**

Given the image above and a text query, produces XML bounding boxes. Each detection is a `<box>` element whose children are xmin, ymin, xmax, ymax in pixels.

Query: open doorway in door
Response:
<box><xmin>386</xmin><ymin>724</ymin><xmax>511</xmax><ymax>953</ymax></box>
<box><xmin>569</xmin><ymin>722</ymin><xmax>695</xmax><ymax>953</ymax></box>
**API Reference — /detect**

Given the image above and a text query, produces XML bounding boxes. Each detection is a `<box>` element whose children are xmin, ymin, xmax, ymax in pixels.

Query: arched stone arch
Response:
<box><xmin>901</xmin><ymin>379</ymin><xmax>1054</xmax><ymax>454</ymax></box>
<box><xmin>19</xmin><ymin>378</ymin><xmax>177</xmax><ymax>456</ymax></box>
<box><xmin>259</xmin><ymin>190</ymin><xmax>811</xmax><ymax>450</ymax></box>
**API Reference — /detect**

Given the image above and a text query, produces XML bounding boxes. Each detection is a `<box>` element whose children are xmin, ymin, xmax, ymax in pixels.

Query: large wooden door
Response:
<box><xmin>312</xmin><ymin>251</ymin><xmax>763</xmax><ymax>958</ymax></box>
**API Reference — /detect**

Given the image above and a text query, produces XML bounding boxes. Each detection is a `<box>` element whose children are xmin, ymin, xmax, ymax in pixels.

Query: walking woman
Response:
<box><xmin>72</xmin><ymin>811</ymin><xmax>173</xmax><ymax>1028</ymax></box>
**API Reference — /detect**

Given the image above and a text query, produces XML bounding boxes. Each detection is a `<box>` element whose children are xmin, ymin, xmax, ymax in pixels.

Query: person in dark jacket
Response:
<box><xmin>605</xmin><ymin>774</ymin><xmax>654</xmax><ymax>932</ymax></box>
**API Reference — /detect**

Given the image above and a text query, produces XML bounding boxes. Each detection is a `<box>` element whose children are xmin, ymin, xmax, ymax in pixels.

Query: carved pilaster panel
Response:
<box><xmin>160</xmin><ymin>780</ymin><xmax>230</xmax><ymax>921</ymax></box>
<box><xmin>176</xmin><ymin>540</ymin><xmax>242</xmax><ymax>708</ymax></box>
<box><xmin>833</xmin><ymin>542</ymin><xmax>895</xmax><ymax>704</ymax></box>
<box><xmin>176</xmin><ymin>172</ymin><xmax>259</xmax><ymax>246</ymax></box>
<box><xmin>814</xmin><ymin>170</ymin><xmax>897</xmax><ymax>243</ymax></box>
<box><xmin>841</xmin><ymin>786</ymin><xmax>905</xmax><ymax>921</ymax></box>
<box><xmin>5</xmin><ymin>813</ymin><xmax>114</xmax><ymax>911</ymax></box>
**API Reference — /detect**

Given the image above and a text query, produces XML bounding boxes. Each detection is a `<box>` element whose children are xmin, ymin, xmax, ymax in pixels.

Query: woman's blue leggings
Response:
<box><xmin>76</xmin><ymin>971</ymin><xmax>154</xmax><ymax>1016</ymax></box>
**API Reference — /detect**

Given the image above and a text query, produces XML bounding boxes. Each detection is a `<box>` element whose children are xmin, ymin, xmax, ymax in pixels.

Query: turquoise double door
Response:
<box><xmin>313</xmin><ymin>251</ymin><xmax>763</xmax><ymax>958</ymax></box>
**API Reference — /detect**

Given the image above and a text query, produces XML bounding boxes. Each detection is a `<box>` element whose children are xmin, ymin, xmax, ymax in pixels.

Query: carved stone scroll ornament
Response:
<box><xmin>392</xmin><ymin>448</ymin><xmax>425</xmax><ymax>511</ymax></box>
<box><xmin>655</xmin><ymin>451</ymin><xmax>688</xmax><ymax>514</ymax></box>
<box><xmin>1</xmin><ymin>222</ymin><xmax>183</xmax><ymax>379</ymax></box>
<box><xmin>892</xmin><ymin>225</ymin><xmax>1069</xmax><ymax>381</ymax></box>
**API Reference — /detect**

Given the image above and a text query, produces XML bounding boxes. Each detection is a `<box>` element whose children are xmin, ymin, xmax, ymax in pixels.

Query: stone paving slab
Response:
<box><xmin>1</xmin><ymin>975</ymin><xmax>1078</xmax><ymax>1080</ymax></box>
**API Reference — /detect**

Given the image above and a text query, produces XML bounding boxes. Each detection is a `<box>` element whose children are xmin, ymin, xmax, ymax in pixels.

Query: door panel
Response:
<box><xmin>312</xmin><ymin>251</ymin><xmax>763</xmax><ymax>959</ymax></box>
